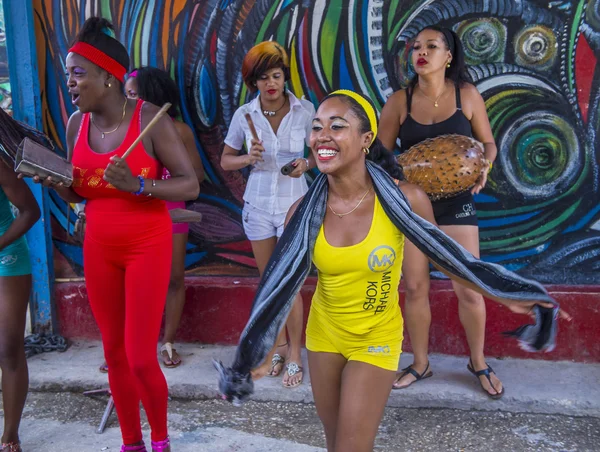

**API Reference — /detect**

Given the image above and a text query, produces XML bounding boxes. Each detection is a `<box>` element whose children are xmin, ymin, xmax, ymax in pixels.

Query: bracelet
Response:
<box><xmin>146</xmin><ymin>179</ymin><xmax>156</xmax><ymax>197</ymax></box>
<box><xmin>303</xmin><ymin>158</ymin><xmax>310</xmax><ymax>171</ymax></box>
<box><xmin>132</xmin><ymin>175</ymin><xmax>144</xmax><ymax>195</ymax></box>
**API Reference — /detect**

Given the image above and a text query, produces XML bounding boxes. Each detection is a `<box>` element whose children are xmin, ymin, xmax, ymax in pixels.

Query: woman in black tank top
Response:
<box><xmin>379</xmin><ymin>26</ymin><xmax>504</xmax><ymax>399</ymax></box>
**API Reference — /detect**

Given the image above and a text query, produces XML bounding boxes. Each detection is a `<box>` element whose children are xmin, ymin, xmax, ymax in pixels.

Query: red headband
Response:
<box><xmin>68</xmin><ymin>42</ymin><xmax>127</xmax><ymax>83</ymax></box>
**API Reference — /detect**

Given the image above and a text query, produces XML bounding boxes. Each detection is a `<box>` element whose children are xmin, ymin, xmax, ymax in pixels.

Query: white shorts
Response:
<box><xmin>242</xmin><ymin>202</ymin><xmax>287</xmax><ymax>241</ymax></box>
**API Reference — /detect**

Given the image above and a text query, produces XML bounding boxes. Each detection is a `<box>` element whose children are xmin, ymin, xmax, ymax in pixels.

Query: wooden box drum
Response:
<box><xmin>169</xmin><ymin>208</ymin><xmax>203</xmax><ymax>224</ymax></box>
<box><xmin>15</xmin><ymin>137</ymin><xmax>74</xmax><ymax>186</ymax></box>
<box><xmin>397</xmin><ymin>134</ymin><xmax>487</xmax><ymax>201</ymax></box>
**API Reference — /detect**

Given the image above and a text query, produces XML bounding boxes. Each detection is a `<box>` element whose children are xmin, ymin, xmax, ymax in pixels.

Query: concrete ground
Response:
<box><xmin>13</xmin><ymin>392</ymin><xmax>600</xmax><ymax>451</ymax></box>
<box><xmin>27</xmin><ymin>341</ymin><xmax>600</xmax><ymax>417</ymax></box>
<box><xmin>11</xmin><ymin>340</ymin><xmax>600</xmax><ymax>450</ymax></box>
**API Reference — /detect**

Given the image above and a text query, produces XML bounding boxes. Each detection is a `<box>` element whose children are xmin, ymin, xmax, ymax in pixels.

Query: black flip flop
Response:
<box><xmin>467</xmin><ymin>360</ymin><xmax>505</xmax><ymax>400</ymax></box>
<box><xmin>392</xmin><ymin>361</ymin><xmax>433</xmax><ymax>389</ymax></box>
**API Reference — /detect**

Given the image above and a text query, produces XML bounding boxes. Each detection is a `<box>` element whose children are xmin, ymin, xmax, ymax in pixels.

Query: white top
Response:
<box><xmin>224</xmin><ymin>91</ymin><xmax>315</xmax><ymax>215</ymax></box>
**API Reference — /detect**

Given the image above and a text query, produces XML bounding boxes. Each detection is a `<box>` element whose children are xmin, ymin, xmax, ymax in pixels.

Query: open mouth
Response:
<box><xmin>317</xmin><ymin>148</ymin><xmax>339</xmax><ymax>161</ymax></box>
<box><xmin>71</xmin><ymin>93</ymin><xmax>80</xmax><ymax>105</ymax></box>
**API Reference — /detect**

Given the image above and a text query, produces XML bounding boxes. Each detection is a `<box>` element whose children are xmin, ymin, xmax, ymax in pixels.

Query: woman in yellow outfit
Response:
<box><xmin>281</xmin><ymin>90</ymin><xmax>567</xmax><ymax>452</ymax></box>
<box><xmin>281</xmin><ymin>91</ymin><xmax>424</xmax><ymax>451</ymax></box>
<box><xmin>215</xmin><ymin>89</ymin><xmax>568</xmax><ymax>451</ymax></box>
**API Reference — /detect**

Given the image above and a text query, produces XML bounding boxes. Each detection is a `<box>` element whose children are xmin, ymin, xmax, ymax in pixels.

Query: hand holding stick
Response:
<box><xmin>121</xmin><ymin>103</ymin><xmax>171</xmax><ymax>159</ymax></box>
<box><xmin>244</xmin><ymin>113</ymin><xmax>264</xmax><ymax>165</ymax></box>
<box><xmin>244</xmin><ymin>113</ymin><xmax>260</xmax><ymax>142</ymax></box>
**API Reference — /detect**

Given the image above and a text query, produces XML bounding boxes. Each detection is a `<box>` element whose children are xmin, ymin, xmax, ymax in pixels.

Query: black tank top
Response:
<box><xmin>399</xmin><ymin>83</ymin><xmax>472</xmax><ymax>152</ymax></box>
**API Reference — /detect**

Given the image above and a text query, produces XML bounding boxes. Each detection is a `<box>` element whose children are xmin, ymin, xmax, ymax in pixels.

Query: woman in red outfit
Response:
<box><xmin>33</xmin><ymin>18</ymin><xmax>198</xmax><ymax>452</ymax></box>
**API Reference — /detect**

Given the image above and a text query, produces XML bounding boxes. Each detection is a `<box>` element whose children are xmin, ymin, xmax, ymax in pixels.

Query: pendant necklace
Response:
<box><xmin>91</xmin><ymin>97</ymin><xmax>127</xmax><ymax>138</ymax></box>
<box><xmin>419</xmin><ymin>86</ymin><xmax>446</xmax><ymax>108</ymax></box>
<box><xmin>262</xmin><ymin>94</ymin><xmax>287</xmax><ymax>117</ymax></box>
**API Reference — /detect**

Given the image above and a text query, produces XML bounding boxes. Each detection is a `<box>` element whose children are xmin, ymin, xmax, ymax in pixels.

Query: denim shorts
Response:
<box><xmin>242</xmin><ymin>202</ymin><xmax>287</xmax><ymax>241</ymax></box>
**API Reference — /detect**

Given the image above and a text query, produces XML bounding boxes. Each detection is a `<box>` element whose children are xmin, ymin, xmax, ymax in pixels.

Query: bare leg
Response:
<box><xmin>248</xmin><ymin>237</ymin><xmax>305</xmax><ymax>385</ymax></box>
<box><xmin>161</xmin><ymin>232</ymin><xmax>188</xmax><ymax>367</ymax></box>
<box><xmin>282</xmin><ymin>293</ymin><xmax>304</xmax><ymax>387</ymax></box>
<box><xmin>307</xmin><ymin>351</ymin><xmax>347</xmax><ymax>451</ymax></box>
<box><xmin>248</xmin><ymin>237</ymin><xmax>288</xmax><ymax>379</ymax></box>
<box><xmin>393</xmin><ymin>240</ymin><xmax>431</xmax><ymax>388</ymax></box>
<box><xmin>440</xmin><ymin>225</ymin><xmax>502</xmax><ymax>396</ymax></box>
<box><xmin>333</xmin><ymin>359</ymin><xmax>396</xmax><ymax>452</ymax></box>
<box><xmin>309</xmin><ymin>351</ymin><xmax>396</xmax><ymax>451</ymax></box>
<box><xmin>0</xmin><ymin>274</ymin><xmax>32</xmax><ymax>444</ymax></box>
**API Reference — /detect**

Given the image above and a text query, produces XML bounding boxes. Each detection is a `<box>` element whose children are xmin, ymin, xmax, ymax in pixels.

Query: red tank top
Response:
<box><xmin>71</xmin><ymin>100</ymin><xmax>170</xmax><ymax>245</ymax></box>
<box><xmin>72</xmin><ymin>99</ymin><xmax>163</xmax><ymax>203</ymax></box>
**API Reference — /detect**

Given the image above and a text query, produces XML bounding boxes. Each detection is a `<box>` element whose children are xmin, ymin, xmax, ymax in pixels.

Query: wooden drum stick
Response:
<box><xmin>121</xmin><ymin>102</ymin><xmax>172</xmax><ymax>159</ymax></box>
<box><xmin>244</xmin><ymin>113</ymin><xmax>260</xmax><ymax>142</ymax></box>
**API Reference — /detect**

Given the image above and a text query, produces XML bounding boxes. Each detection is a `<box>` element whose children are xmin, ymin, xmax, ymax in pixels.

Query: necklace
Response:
<box><xmin>418</xmin><ymin>86</ymin><xmax>446</xmax><ymax>108</ymax></box>
<box><xmin>91</xmin><ymin>97</ymin><xmax>128</xmax><ymax>138</ymax></box>
<box><xmin>328</xmin><ymin>186</ymin><xmax>372</xmax><ymax>219</ymax></box>
<box><xmin>261</xmin><ymin>94</ymin><xmax>287</xmax><ymax>117</ymax></box>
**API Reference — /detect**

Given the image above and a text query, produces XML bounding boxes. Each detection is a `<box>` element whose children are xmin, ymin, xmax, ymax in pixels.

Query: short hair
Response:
<box><xmin>241</xmin><ymin>41</ymin><xmax>290</xmax><ymax>92</ymax></box>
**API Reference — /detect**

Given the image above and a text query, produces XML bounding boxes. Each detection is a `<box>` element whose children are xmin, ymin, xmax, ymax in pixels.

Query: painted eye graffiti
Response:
<box><xmin>37</xmin><ymin>0</ymin><xmax>600</xmax><ymax>283</ymax></box>
<box><xmin>457</xmin><ymin>18</ymin><xmax>506</xmax><ymax>64</ymax></box>
<box><xmin>514</xmin><ymin>25</ymin><xmax>557</xmax><ymax>70</ymax></box>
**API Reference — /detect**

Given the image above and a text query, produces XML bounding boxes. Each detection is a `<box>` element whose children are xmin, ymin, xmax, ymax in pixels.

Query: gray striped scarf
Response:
<box><xmin>214</xmin><ymin>161</ymin><xmax>558</xmax><ymax>405</ymax></box>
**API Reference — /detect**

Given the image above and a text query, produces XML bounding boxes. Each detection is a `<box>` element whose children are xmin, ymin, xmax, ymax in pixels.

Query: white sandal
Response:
<box><xmin>160</xmin><ymin>342</ymin><xmax>182</xmax><ymax>368</ymax></box>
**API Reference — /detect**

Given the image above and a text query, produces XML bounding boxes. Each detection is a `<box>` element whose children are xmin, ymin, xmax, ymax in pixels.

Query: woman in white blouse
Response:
<box><xmin>221</xmin><ymin>41</ymin><xmax>315</xmax><ymax>389</ymax></box>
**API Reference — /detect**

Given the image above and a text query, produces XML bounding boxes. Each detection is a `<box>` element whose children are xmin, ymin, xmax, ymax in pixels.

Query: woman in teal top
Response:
<box><xmin>0</xmin><ymin>110</ymin><xmax>42</xmax><ymax>452</ymax></box>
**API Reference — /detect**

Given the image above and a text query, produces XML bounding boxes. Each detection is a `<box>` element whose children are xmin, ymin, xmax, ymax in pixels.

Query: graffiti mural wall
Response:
<box><xmin>32</xmin><ymin>0</ymin><xmax>600</xmax><ymax>284</ymax></box>
<box><xmin>0</xmin><ymin>0</ymin><xmax>11</xmax><ymax>114</ymax></box>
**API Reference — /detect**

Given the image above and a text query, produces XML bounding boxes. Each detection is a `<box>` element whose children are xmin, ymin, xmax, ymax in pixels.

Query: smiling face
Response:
<box><xmin>411</xmin><ymin>29</ymin><xmax>452</xmax><ymax>76</ymax></box>
<box><xmin>65</xmin><ymin>52</ymin><xmax>109</xmax><ymax>113</ymax></box>
<box><xmin>125</xmin><ymin>77</ymin><xmax>138</xmax><ymax>99</ymax></box>
<box><xmin>255</xmin><ymin>67</ymin><xmax>286</xmax><ymax>102</ymax></box>
<box><xmin>310</xmin><ymin>96</ymin><xmax>373</xmax><ymax>175</ymax></box>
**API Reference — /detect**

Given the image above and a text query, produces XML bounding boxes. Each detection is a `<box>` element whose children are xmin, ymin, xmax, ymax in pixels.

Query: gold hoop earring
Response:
<box><xmin>363</xmin><ymin>147</ymin><xmax>370</xmax><ymax>155</ymax></box>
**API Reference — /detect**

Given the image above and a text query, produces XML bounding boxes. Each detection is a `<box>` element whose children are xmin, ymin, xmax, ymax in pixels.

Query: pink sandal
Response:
<box><xmin>120</xmin><ymin>443</ymin><xmax>147</xmax><ymax>452</ymax></box>
<box><xmin>1</xmin><ymin>443</ymin><xmax>22</xmax><ymax>452</ymax></box>
<box><xmin>151</xmin><ymin>436</ymin><xmax>170</xmax><ymax>451</ymax></box>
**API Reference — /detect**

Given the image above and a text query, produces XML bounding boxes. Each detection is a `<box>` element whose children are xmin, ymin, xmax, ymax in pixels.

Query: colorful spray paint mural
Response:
<box><xmin>32</xmin><ymin>0</ymin><xmax>600</xmax><ymax>284</ymax></box>
<box><xmin>0</xmin><ymin>0</ymin><xmax>11</xmax><ymax>114</ymax></box>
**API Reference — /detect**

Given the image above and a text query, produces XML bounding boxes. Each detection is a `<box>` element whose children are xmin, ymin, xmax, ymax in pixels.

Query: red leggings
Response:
<box><xmin>84</xmin><ymin>201</ymin><xmax>172</xmax><ymax>444</ymax></box>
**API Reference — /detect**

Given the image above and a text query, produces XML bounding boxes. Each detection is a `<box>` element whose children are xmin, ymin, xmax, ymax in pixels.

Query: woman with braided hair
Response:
<box><xmin>0</xmin><ymin>107</ymin><xmax>42</xmax><ymax>452</ymax></box>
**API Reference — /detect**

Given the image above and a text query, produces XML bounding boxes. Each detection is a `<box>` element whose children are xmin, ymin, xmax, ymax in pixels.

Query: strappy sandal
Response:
<box><xmin>120</xmin><ymin>442</ymin><xmax>147</xmax><ymax>452</ymax></box>
<box><xmin>267</xmin><ymin>342</ymin><xmax>287</xmax><ymax>377</ymax></box>
<box><xmin>160</xmin><ymin>342</ymin><xmax>182</xmax><ymax>368</ymax></box>
<box><xmin>283</xmin><ymin>362</ymin><xmax>303</xmax><ymax>389</ymax></box>
<box><xmin>467</xmin><ymin>360</ymin><xmax>505</xmax><ymax>400</ymax></box>
<box><xmin>1</xmin><ymin>442</ymin><xmax>22</xmax><ymax>452</ymax></box>
<box><xmin>151</xmin><ymin>436</ymin><xmax>170</xmax><ymax>451</ymax></box>
<box><xmin>392</xmin><ymin>362</ymin><xmax>433</xmax><ymax>389</ymax></box>
<box><xmin>99</xmin><ymin>361</ymin><xmax>108</xmax><ymax>373</ymax></box>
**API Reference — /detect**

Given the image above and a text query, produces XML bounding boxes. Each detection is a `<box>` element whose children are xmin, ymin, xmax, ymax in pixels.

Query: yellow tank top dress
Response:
<box><xmin>306</xmin><ymin>195</ymin><xmax>405</xmax><ymax>371</ymax></box>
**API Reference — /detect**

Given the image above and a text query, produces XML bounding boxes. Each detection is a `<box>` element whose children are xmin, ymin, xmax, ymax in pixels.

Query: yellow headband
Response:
<box><xmin>330</xmin><ymin>89</ymin><xmax>378</xmax><ymax>145</ymax></box>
